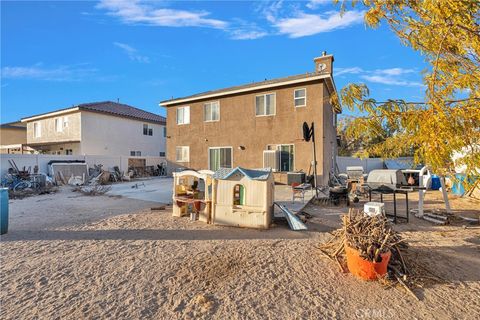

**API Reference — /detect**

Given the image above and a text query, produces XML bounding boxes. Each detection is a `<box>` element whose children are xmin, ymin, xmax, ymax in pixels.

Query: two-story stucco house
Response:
<box><xmin>160</xmin><ymin>53</ymin><xmax>341</xmax><ymax>184</ymax></box>
<box><xmin>21</xmin><ymin>101</ymin><xmax>166</xmax><ymax>156</ymax></box>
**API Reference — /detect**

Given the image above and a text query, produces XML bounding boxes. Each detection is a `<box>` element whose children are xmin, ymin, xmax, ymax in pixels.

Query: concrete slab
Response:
<box><xmin>274</xmin><ymin>185</ymin><xmax>316</xmax><ymax>216</ymax></box>
<box><xmin>107</xmin><ymin>177</ymin><xmax>173</xmax><ymax>204</ymax></box>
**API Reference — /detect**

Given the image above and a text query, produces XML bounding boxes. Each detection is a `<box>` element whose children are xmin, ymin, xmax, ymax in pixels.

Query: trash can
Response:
<box><xmin>1</xmin><ymin>188</ymin><xmax>9</xmax><ymax>235</ymax></box>
<box><xmin>430</xmin><ymin>175</ymin><xmax>441</xmax><ymax>190</ymax></box>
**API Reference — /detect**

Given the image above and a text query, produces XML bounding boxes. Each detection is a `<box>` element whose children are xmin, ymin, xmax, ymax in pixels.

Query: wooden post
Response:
<box><xmin>439</xmin><ymin>176</ymin><xmax>452</xmax><ymax>214</ymax></box>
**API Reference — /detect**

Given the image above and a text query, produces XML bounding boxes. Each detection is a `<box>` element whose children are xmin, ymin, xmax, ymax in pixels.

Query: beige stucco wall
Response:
<box><xmin>26</xmin><ymin>111</ymin><xmax>81</xmax><ymax>144</ymax></box>
<box><xmin>80</xmin><ymin>111</ymin><xmax>166</xmax><ymax>156</ymax></box>
<box><xmin>0</xmin><ymin>127</ymin><xmax>27</xmax><ymax>146</ymax></box>
<box><xmin>166</xmin><ymin>79</ymin><xmax>336</xmax><ymax>184</ymax></box>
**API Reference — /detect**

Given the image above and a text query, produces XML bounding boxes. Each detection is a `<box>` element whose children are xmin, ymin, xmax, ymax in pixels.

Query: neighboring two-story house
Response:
<box><xmin>0</xmin><ymin>121</ymin><xmax>29</xmax><ymax>154</ymax></box>
<box><xmin>21</xmin><ymin>101</ymin><xmax>166</xmax><ymax>156</ymax></box>
<box><xmin>161</xmin><ymin>53</ymin><xmax>341</xmax><ymax>184</ymax></box>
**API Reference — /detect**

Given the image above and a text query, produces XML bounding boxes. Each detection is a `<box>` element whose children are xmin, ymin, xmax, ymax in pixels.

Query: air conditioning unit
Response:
<box><xmin>263</xmin><ymin>150</ymin><xmax>280</xmax><ymax>172</ymax></box>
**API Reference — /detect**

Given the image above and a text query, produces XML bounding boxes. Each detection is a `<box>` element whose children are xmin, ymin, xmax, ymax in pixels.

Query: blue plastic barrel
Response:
<box><xmin>1</xmin><ymin>188</ymin><xmax>8</xmax><ymax>235</ymax></box>
<box><xmin>430</xmin><ymin>175</ymin><xmax>441</xmax><ymax>190</ymax></box>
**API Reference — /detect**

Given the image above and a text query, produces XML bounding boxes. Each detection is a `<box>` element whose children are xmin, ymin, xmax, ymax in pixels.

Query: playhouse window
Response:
<box><xmin>233</xmin><ymin>184</ymin><xmax>245</xmax><ymax>205</ymax></box>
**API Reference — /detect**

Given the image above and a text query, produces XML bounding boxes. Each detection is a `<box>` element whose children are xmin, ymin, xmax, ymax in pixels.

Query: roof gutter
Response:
<box><xmin>160</xmin><ymin>73</ymin><xmax>333</xmax><ymax>106</ymax></box>
<box><xmin>21</xmin><ymin>107</ymin><xmax>80</xmax><ymax>122</ymax></box>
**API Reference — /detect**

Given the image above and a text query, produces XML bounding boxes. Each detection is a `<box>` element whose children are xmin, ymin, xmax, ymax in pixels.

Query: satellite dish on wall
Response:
<box><xmin>317</xmin><ymin>63</ymin><xmax>327</xmax><ymax>72</ymax></box>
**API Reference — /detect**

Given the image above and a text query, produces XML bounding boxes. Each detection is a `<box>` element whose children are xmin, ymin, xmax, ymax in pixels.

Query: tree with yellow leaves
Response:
<box><xmin>334</xmin><ymin>0</ymin><xmax>480</xmax><ymax>178</ymax></box>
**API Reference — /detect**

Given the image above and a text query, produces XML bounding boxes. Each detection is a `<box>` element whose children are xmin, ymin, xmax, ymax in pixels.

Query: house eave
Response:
<box><xmin>21</xmin><ymin>108</ymin><xmax>80</xmax><ymax>122</ymax></box>
<box><xmin>160</xmin><ymin>73</ymin><xmax>334</xmax><ymax>107</ymax></box>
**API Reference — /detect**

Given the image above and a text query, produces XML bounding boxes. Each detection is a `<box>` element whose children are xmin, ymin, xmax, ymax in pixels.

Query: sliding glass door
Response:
<box><xmin>209</xmin><ymin>147</ymin><xmax>233</xmax><ymax>171</ymax></box>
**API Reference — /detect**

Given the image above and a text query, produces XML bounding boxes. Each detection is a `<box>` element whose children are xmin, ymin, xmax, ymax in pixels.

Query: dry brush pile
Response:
<box><xmin>317</xmin><ymin>209</ymin><xmax>442</xmax><ymax>300</ymax></box>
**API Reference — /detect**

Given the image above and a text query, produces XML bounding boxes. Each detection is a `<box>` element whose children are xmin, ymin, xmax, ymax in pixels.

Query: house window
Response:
<box><xmin>233</xmin><ymin>184</ymin><xmax>245</xmax><ymax>205</ymax></box>
<box><xmin>209</xmin><ymin>147</ymin><xmax>232</xmax><ymax>171</ymax></box>
<box><xmin>255</xmin><ymin>93</ymin><xmax>276</xmax><ymax>116</ymax></box>
<box><xmin>63</xmin><ymin>116</ymin><xmax>69</xmax><ymax>128</ymax></box>
<box><xmin>176</xmin><ymin>146</ymin><xmax>189</xmax><ymax>162</ymax></box>
<box><xmin>159</xmin><ymin>152</ymin><xmax>165</xmax><ymax>157</ymax></box>
<box><xmin>294</xmin><ymin>88</ymin><xmax>306</xmax><ymax>107</ymax></box>
<box><xmin>267</xmin><ymin>144</ymin><xmax>294</xmax><ymax>172</ymax></box>
<box><xmin>55</xmin><ymin>118</ymin><xmax>63</xmax><ymax>132</ymax></box>
<box><xmin>33</xmin><ymin>122</ymin><xmax>41</xmax><ymax>138</ymax></box>
<box><xmin>130</xmin><ymin>151</ymin><xmax>141</xmax><ymax>156</ymax></box>
<box><xmin>65</xmin><ymin>149</ymin><xmax>73</xmax><ymax>155</ymax></box>
<box><xmin>143</xmin><ymin>124</ymin><xmax>153</xmax><ymax>136</ymax></box>
<box><xmin>176</xmin><ymin>106</ymin><xmax>190</xmax><ymax>125</ymax></box>
<box><xmin>163</xmin><ymin>127</ymin><xmax>167</xmax><ymax>137</ymax></box>
<box><xmin>204</xmin><ymin>101</ymin><xmax>220</xmax><ymax>122</ymax></box>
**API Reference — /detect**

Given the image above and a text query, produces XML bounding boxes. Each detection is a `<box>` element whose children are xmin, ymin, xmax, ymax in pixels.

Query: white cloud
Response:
<box><xmin>335</xmin><ymin>67</ymin><xmax>364</xmax><ymax>76</ymax></box>
<box><xmin>113</xmin><ymin>42</ymin><xmax>150</xmax><ymax>63</ymax></box>
<box><xmin>227</xmin><ymin>19</ymin><xmax>268</xmax><ymax>40</ymax></box>
<box><xmin>374</xmin><ymin>68</ymin><xmax>415</xmax><ymax>76</ymax></box>
<box><xmin>273</xmin><ymin>10</ymin><xmax>365</xmax><ymax>38</ymax></box>
<box><xmin>361</xmin><ymin>74</ymin><xmax>423</xmax><ymax>87</ymax></box>
<box><xmin>334</xmin><ymin>66</ymin><xmax>423</xmax><ymax>87</ymax></box>
<box><xmin>230</xmin><ymin>29</ymin><xmax>268</xmax><ymax>40</ymax></box>
<box><xmin>306</xmin><ymin>0</ymin><xmax>330</xmax><ymax>10</ymax></box>
<box><xmin>97</xmin><ymin>0</ymin><xmax>227</xmax><ymax>29</ymax></box>
<box><xmin>1</xmin><ymin>64</ymin><xmax>97</xmax><ymax>81</ymax></box>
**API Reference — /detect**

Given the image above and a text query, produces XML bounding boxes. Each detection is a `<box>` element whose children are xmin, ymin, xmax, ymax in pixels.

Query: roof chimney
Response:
<box><xmin>314</xmin><ymin>51</ymin><xmax>334</xmax><ymax>75</ymax></box>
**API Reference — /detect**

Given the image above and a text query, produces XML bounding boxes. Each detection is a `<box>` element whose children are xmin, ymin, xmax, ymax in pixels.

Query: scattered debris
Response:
<box><xmin>73</xmin><ymin>185</ymin><xmax>112</xmax><ymax>196</ymax></box>
<box><xmin>131</xmin><ymin>182</ymin><xmax>146</xmax><ymax>189</ymax></box>
<box><xmin>1</xmin><ymin>159</ymin><xmax>56</xmax><ymax>198</ymax></box>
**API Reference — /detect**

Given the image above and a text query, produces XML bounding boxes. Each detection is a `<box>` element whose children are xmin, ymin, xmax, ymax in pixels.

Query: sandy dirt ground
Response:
<box><xmin>1</xmin><ymin>187</ymin><xmax>479</xmax><ymax>319</ymax></box>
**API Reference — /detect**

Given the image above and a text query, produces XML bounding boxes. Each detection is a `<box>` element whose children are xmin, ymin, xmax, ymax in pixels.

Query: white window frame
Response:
<box><xmin>266</xmin><ymin>144</ymin><xmax>295</xmax><ymax>172</ymax></box>
<box><xmin>204</xmin><ymin>101</ymin><xmax>220</xmax><ymax>122</ymax></box>
<box><xmin>63</xmin><ymin>116</ymin><xmax>69</xmax><ymax>128</ymax></box>
<box><xmin>55</xmin><ymin>117</ymin><xmax>63</xmax><ymax>132</ymax></box>
<box><xmin>176</xmin><ymin>146</ymin><xmax>190</xmax><ymax>163</ymax></box>
<box><xmin>255</xmin><ymin>93</ymin><xmax>276</xmax><ymax>117</ymax></box>
<box><xmin>294</xmin><ymin>88</ymin><xmax>307</xmax><ymax>108</ymax></box>
<box><xmin>33</xmin><ymin>122</ymin><xmax>41</xmax><ymax>138</ymax></box>
<box><xmin>176</xmin><ymin>106</ymin><xmax>190</xmax><ymax>125</ymax></box>
<box><xmin>208</xmin><ymin>146</ymin><xmax>233</xmax><ymax>171</ymax></box>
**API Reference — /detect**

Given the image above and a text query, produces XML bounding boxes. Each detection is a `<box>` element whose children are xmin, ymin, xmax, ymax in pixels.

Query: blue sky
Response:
<box><xmin>1</xmin><ymin>0</ymin><xmax>427</xmax><ymax>123</ymax></box>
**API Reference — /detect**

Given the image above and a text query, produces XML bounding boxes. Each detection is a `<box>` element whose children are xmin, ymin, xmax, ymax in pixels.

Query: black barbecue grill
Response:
<box><xmin>363</xmin><ymin>169</ymin><xmax>415</xmax><ymax>223</ymax></box>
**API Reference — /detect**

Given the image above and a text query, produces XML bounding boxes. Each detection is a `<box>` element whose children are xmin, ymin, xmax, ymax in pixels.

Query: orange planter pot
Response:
<box><xmin>345</xmin><ymin>245</ymin><xmax>391</xmax><ymax>280</ymax></box>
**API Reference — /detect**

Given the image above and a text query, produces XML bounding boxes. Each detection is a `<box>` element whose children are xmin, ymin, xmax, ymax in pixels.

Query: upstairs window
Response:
<box><xmin>55</xmin><ymin>118</ymin><xmax>63</xmax><ymax>132</ymax></box>
<box><xmin>294</xmin><ymin>88</ymin><xmax>306</xmax><ymax>107</ymax></box>
<box><xmin>176</xmin><ymin>146</ymin><xmax>190</xmax><ymax>162</ymax></box>
<box><xmin>163</xmin><ymin>127</ymin><xmax>167</xmax><ymax>137</ymax></box>
<box><xmin>33</xmin><ymin>122</ymin><xmax>41</xmax><ymax>138</ymax></box>
<box><xmin>176</xmin><ymin>106</ymin><xmax>190</xmax><ymax>125</ymax></box>
<box><xmin>63</xmin><ymin>116</ymin><xmax>69</xmax><ymax>128</ymax></box>
<box><xmin>255</xmin><ymin>93</ymin><xmax>276</xmax><ymax>116</ymax></box>
<box><xmin>143</xmin><ymin>124</ymin><xmax>153</xmax><ymax>136</ymax></box>
<box><xmin>204</xmin><ymin>101</ymin><xmax>220</xmax><ymax>122</ymax></box>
